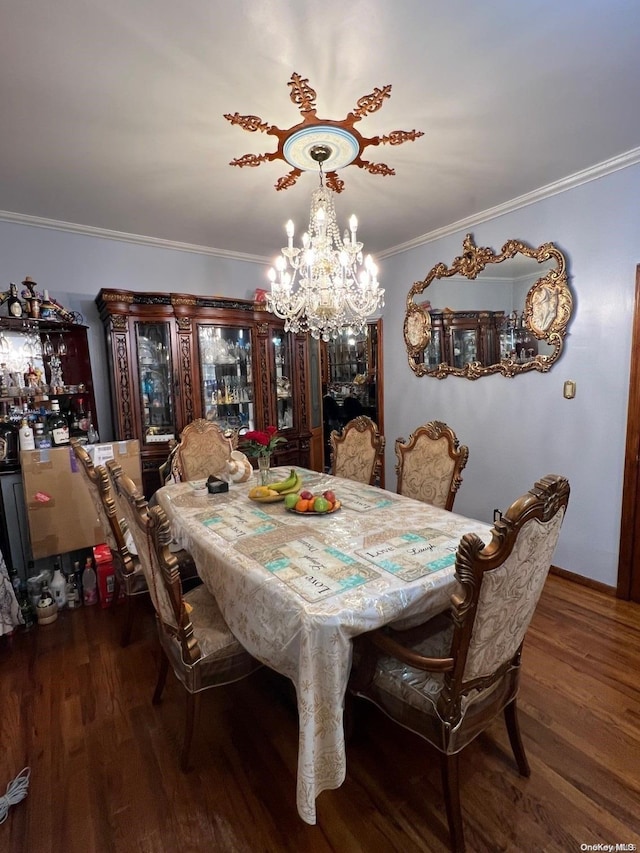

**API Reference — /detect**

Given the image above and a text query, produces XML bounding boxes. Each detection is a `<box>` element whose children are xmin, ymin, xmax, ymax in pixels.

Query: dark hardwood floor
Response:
<box><xmin>1</xmin><ymin>574</ymin><xmax>639</xmax><ymax>852</ymax></box>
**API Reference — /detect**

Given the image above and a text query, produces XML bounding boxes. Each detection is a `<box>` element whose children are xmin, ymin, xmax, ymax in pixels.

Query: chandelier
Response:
<box><xmin>225</xmin><ymin>72</ymin><xmax>423</xmax><ymax>339</ymax></box>
<box><xmin>267</xmin><ymin>144</ymin><xmax>383</xmax><ymax>341</ymax></box>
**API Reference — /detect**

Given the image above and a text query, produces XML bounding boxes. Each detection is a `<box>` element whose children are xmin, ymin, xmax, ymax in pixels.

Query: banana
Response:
<box><xmin>279</xmin><ymin>472</ymin><xmax>303</xmax><ymax>495</ymax></box>
<box><xmin>270</xmin><ymin>469</ymin><xmax>298</xmax><ymax>493</ymax></box>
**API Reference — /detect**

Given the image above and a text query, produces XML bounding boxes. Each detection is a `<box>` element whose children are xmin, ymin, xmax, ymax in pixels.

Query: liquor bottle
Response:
<box><xmin>48</xmin><ymin>399</ymin><xmax>70</xmax><ymax>446</ymax></box>
<box><xmin>19</xmin><ymin>592</ymin><xmax>35</xmax><ymax>630</ymax></box>
<box><xmin>7</xmin><ymin>283</ymin><xmax>23</xmax><ymax>318</ymax></box>
<box><xmin>87</xmin><ymin>422</ymin><xmax>99</xmax><ymax>444</ymax></box>
<box><xmin>18</xmin><ymin>418</ymin><xmax>35</xmax><ymax>452</ymax></box>
<box><xmin>0</xmin><ymin>404</ymin><xmax>19</xmax><ymax>468</ymax></box>
<box><xmin>50</xmin><ymin>562</ymin><xmax>67</xmax><ymax>609</ymax></box>
<box><xmin>36</xmin><ymin>578</ymin><xmax>58</xmax><ymax>624</ymax></box>
<box><xmin>66</xmin><ymin>563</ymin><xmax>80</xmax><ymax>609</ymax></box>
<box><xmin>82</xmin><ymin>556</ymin><xmax>98</xmax><ymax>606</ymax></box>
<box><xmin>34</xmin><ymin>420</ymin><xmax>51</xmax><ymax>449</ymax></box>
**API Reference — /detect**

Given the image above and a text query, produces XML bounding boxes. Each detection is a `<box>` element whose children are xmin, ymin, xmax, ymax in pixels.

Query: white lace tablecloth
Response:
<box><xmin>156</xmin><ymin>468</ymin><xmax>493</xmax><ymax>824</ymax></box>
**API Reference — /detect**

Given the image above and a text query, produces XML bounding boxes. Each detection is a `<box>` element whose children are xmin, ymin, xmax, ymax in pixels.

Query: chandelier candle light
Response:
<box><xmin>267</xmin><ymin>145</ymin><xmax>384</xmax><ymax>341</ymax></box>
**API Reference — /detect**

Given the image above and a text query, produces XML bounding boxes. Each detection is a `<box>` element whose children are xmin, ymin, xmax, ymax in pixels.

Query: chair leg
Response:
<box><xmin>181</xmin><ymin>691</ymin><xmax>200</xmax><ymax>772</ymax></box>
<box><xmin>504</xmin><ymin>698</ymin><xmax>531</xmax><ymax>777</ymax></box>
<box><xmin>152</xmin><ymin>650</ymin><xmax>169</xmax><ymax>705</ymax></box>
<box><xmin>119</xmin><ymin>594</ymin><xmax>135</xmax><ymax>647</ymax></box>
<box><xmin>440</xmin><ymin>752</ymin><xmax>465</xmax><ymax>853</ymax></box>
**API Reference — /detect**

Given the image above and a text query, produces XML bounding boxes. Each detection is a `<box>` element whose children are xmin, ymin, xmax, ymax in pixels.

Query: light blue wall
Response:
<box><xmin>380</xmin><ymin>163</ymin><xmax>640</xmax><ymax>587</ymax></box>
<box><xmin>0</xmin><ymin>223</ymin><xmax>262</xmax><ymax>440</ymax></box>
<box><xmin>2</xmin><ymin>162</ymin><xmax>639</xmax><ymax>585</ymax></box>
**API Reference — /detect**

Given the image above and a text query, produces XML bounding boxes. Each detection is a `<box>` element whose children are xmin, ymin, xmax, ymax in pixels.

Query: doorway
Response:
<box><xmin>618</xmin><ymin>264</ymin><xmax>640</xmax><ymax>601</ymax></box>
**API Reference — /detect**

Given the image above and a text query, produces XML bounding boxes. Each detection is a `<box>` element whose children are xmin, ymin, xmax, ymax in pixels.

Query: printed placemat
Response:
<box><xmin>356</xmin><ymin>527</ymin><xmax>459</xmax><ymax>581</ymax></box>
<box><xmin>244</xmin><ymin>534</ymin><xmax>380</xmax><ymax>602</ymax></box>
<box><xmin>196</xmin><ymin>503</ymin><xmax>281</xmax><ymax>541</ymax></box>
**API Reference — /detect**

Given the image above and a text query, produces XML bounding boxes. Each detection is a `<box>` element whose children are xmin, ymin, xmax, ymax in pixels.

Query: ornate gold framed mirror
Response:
<box><xmin>404</xmin><ymin>234</ymin><xmax>572</xmax><ymax>379</ymax></box>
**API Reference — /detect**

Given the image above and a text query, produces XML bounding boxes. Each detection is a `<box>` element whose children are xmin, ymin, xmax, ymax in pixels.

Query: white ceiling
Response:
<box><xmin>2</xmin><ymin>0</ymin><xmax>640</xmax><ymax>264</ymax></box>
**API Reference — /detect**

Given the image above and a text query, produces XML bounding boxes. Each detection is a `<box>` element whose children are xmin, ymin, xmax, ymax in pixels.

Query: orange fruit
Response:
<box><xmin>295</xmin><ymin>498</ymin><xmax>310</xmax><ymax>512</ymax></box>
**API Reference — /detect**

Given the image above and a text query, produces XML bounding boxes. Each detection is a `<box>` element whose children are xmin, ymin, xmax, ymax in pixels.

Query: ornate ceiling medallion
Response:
<box><xmin>224</xmin><ymin>73</ymin><xmax>424</xmax><ymax>192</ymax></box>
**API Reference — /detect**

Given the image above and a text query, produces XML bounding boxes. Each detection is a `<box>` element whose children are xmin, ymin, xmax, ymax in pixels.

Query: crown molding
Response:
<box><xmin>0</xmin><ymin>210</ymin><xmax>268</xmax><ymax>265</ymax></box>
<box><xmin>378</xmin><ymin>146</ymin><xmax>640</xmax><ymax>259</ymax></box>
<box><xmin>2</xmin><ymin>146</ymin><xmax>639</xmax><ymax>264</ymax></box>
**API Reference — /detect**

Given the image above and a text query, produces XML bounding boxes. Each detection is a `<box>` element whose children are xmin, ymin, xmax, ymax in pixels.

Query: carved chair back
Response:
<box><xmin>70</xmin><ymin>438</ymin><xmax>134</xmax><ymax>575</ymax></box>
<box><xmin>106</xmin><ymin>459</ymin><xmax>192</xmax><ymax>650</ymax></box>
<box><xmin>172</xmin><ymin>419</ymin><xmax>238</xmax><ymax>482</ymax></box>
<box><xmin>330</xmin><ymin>416</ymin><xmax>385</xmax><ymax>486</ymax></box>
<box><xmin>395</xmin><ymin>421</ymin><xmax>469</xmax><ymax>511</ymax></box>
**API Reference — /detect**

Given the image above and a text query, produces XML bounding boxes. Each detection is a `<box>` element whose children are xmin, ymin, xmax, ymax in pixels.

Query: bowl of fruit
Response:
<box><xmin>284</xmin><ymin>488</ymin><xmax>341</xmax><ymax>514</ymax></box>
<box><xmin>248</xmin><ymin>469</ymin><xmax>302</xmax><ymax>503</ymax></box>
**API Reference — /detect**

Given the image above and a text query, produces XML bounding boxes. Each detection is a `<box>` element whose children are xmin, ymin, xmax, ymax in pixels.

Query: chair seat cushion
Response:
<box><xmin>364</xmin><ymin>613</ymin><xmax>511</xmax><ymax>753</ymax></box>
<box><xmin>373</xmin><ymin>613</ymin><xmax>454</xmax><ymax>717</ymax></box>
<box><xmin>160</xmin><ymin>583</ymin><xmax>260</xmax><ymax>692</ymax></box>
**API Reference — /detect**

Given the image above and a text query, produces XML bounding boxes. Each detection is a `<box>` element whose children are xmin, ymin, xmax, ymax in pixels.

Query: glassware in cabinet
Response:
<box><xmin>272</xmin><ymin>332</ymin><xmax>293</xmax><ymax>431</ymax></box>
<box><xmin>197</xmin><ymin>324</ymin><xmax>254</xmax><ymax>431</ymax></box>
<box><xmin>135</xmin><ymin>321</ymin><xmax>176</xmax><ymax>445</ymax></box>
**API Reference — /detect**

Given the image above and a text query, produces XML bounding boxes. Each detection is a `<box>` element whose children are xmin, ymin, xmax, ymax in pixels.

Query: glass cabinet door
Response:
<box><xmin>136</xmin><ymin>321</ymin><xmax>176</xmax><ymax>445</ymax></box>
<box><xmin>272</xmin><ymin>332</ymin><xmax>293</xmax><ymax>430</ymax></box>
<box><xmin>451</xmin><ymin>329</ymin><xmax>478</xmax><ymax>368</ymax></box>
<box><xmin>198</xmin><ymin>325</ymin><xmax>254</xmax><ymax>431</ymax></box>
<box><xmin>423</xmin><ymin>328</ymin><xmax>442</xmax><ymax>368</ymax></box>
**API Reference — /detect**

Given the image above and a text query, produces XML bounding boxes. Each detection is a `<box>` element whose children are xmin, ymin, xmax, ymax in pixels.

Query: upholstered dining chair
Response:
<box><xmin>350</xmin><ymin>473</ymin><xmax>570</xmax><ymax>853</ymax></box>
<box><xmin>330</xmin><ymin>415</ymin><xmax>385</xmax><ymax>486</ymax></box>
<box><xmin>169</xmin><ymin>419</ymin><xmax>238</xmax><ymax>483</ymax></box>
<box><xmin>106</xmin><ymin>458</ymin><xmax>261</xmax><ymax>771</ymax></box>
<box><xmin>71</xmin><ymin>439</ymin><xmax>198</xmax><ymax>646</ymax></box>
<box><xmin>395</xmin><ymin>420</ymin><xmax>469</xmax><ymax>511</ymax></box>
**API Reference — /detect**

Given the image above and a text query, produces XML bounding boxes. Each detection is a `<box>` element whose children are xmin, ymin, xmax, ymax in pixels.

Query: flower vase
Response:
<box><xmin>257</xmin><ymin>454</ymin><xmax>271</xmax><ymax>487</ymax></box>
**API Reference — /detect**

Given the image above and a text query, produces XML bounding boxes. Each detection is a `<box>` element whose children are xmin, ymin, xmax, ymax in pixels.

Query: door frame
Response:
<box><xmin>617</xmin><ymin>264</ymin><xmax>640</xmax><ymax>600</ymax></box>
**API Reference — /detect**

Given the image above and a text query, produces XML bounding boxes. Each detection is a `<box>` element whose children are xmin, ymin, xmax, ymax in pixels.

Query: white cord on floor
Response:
<box><xmin>0</xmin><ymin>767</ymin><xmax>30</xmax><ymax>823</ymax></box>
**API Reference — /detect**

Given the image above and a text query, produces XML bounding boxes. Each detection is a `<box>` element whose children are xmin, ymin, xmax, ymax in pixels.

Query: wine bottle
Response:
<box><xmin>48</xmin><ymin>399</ymin><xmax>70</xmax><ymax>446</ymax></box>
<box><xmin>7</xmin><ymin>283</ymin><xmax>23</xmax><ymax>318</ymax></box>
<box><xmin>66</xmin><ymin>560</ymin><xmax>81</xmax><ymax>608</ymax></box>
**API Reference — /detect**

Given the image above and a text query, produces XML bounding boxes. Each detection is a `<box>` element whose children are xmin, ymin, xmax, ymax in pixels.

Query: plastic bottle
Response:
<box><xmin>82</xmin><ymin>556</ymin><xmax>98</xmax><ymax>606</ymax></box>
<box><xmin>50</xmin><ymin>561</ymin><xmax>67</xmax><ymax>609</ymax></box>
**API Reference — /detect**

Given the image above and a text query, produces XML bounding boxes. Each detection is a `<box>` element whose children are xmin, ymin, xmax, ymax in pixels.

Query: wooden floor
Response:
<box><xmin>1</xmin><ymin>575</ymin><xmax>639</xmax><ymax>853</ymax></box>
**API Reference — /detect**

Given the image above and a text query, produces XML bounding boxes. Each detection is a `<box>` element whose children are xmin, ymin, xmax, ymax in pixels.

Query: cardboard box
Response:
<box><xmin>20</xmin><ymin>440</ymin><xmax>142</xmax><ymax>560</ymax></box>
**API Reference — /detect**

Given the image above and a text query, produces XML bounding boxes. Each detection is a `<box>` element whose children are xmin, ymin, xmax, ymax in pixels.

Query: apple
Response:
<box><xmin>322</xmin><ymin>489</ymin><xmax>336</xmax><ymax>505</ymax></box>
<box><xmin>314</xmin><ymin>496</ymin><xmax>330</xmax><ymax>513</ymax></box>
<box><xmin>299</xmin><ymin>489</ymin><xmax>314</xmax><ymax>501</ymax></box>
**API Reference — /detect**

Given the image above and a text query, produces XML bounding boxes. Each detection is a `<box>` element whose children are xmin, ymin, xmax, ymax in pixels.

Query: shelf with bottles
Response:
<box><xmin>198</xmin><ymin>324</ymin><xmax>254</xmax><ymax>431</ymax></box>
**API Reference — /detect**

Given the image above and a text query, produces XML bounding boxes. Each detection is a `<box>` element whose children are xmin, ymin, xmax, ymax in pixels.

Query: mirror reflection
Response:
<box><xmin>404</xmin><ymin>234</ymin><xmax>572</xmax><ymax>379</ymax></box>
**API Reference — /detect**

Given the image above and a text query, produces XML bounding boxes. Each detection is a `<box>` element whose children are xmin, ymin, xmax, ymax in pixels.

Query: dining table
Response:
<box><xmin>155</xmin><ymin>467</ymin><xmax>494</xmax><ymax>825</ymax></box>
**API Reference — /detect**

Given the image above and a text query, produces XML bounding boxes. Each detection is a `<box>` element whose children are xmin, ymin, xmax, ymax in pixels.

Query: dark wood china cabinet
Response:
<box><xmin>96</xmin><ymin>289</ymin><xmax>313</xmax><ymax>497</ymax></box>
